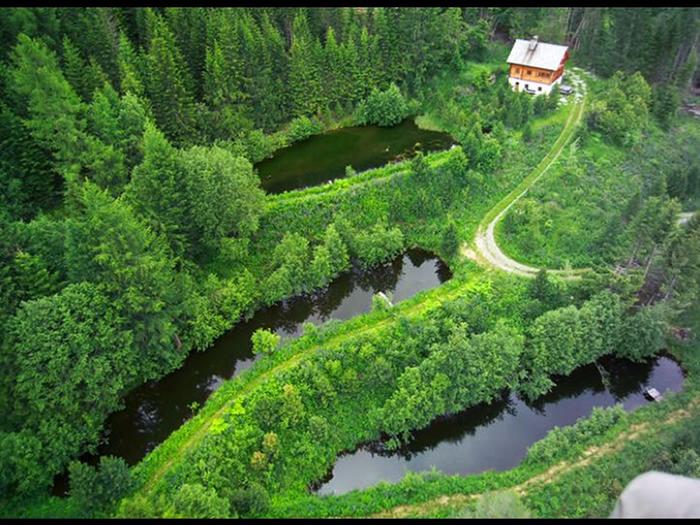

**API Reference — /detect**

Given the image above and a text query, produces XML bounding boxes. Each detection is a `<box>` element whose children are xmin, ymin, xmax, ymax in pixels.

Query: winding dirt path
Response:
<box><xmin>465</xmin><ymin>71</ymin><xmax>588</xmax><ymax>279</ymax></box>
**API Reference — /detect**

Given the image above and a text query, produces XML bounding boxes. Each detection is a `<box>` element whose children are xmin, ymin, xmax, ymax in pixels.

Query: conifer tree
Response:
<box><xmin>117</xmin><ymin>31</ymin><xmax>145</xmax><ymax>97</ymax></box>
<box><xmin>143</xmin><ymin>9</ymin><xmax>197</xmax><ymax>145</ymax></box>
<box><xmin>289</xmin><ymin>11</ymin><xmax>323</xmax><ymax>116</ymax></box>
<box><xmin>8</xmin><ymin>34</ymin><xmax>86</xmax><ymax>170</ymax></box>
<box><xmin>125</xmin><ymin>122</ymin><xmax>188</xmax><ymax>256</ymax></box>
<box><xmin>323</xmin><ymin>26</ymin><xmax>343</xmax><ymax>108</ymax></box>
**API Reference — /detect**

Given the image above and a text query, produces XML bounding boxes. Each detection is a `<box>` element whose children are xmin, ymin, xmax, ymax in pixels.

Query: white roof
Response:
<box><xmin>507</xmin><ymin>39</ymin><xmax>568</xmax><ymax>71</ymax></box>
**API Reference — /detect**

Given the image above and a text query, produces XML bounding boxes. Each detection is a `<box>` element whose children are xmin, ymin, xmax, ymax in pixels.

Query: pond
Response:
<box><xmin>256</xmin><ymin>119</ymin><xmax>454</xmax><ymax>194</ymax></box>
<box><xmin>52</xmin><ymin>249</ymin><xmax>451</xmax><ymax>495</ymax></box>
<box><xmin>314</xmin><ymin>354</ymin><xmax>685</xmax><ymax>496</ymax></box>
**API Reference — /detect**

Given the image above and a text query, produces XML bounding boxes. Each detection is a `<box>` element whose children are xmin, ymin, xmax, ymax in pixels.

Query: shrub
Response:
<box><xmin>286</xmin><ymin>116</ymin><xmax>322</xmax><ymax>143</ymax></box>
<box><xmin>251</xmin><ymin>328</ymin><xmax>281</xmax><ymax>356</ymax></box>
<box><xmin>68</xmin><ymin>456</ymin><xmax>134</xmax><ymax>517</ymax></box>
<box><xmin>356</xmin><ymin>83</ymin><xmax>409</xmax><ymax>127</ymax></box>
<box><xmin>164</xmin><ymin>483</ymin><xmax>230</xmax><ymax>518</ymax></box>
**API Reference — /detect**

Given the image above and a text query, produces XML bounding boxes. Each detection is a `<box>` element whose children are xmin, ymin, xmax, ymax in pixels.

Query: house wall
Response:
<box><xmin>508</xmin><ymin>64</ymin><xmax>556</xmax><ymax>84</ymax></box>
<box><xmin>508</xmin><ymin>75</ymin><xmax>563</xmax><ymax>96</ymax></box>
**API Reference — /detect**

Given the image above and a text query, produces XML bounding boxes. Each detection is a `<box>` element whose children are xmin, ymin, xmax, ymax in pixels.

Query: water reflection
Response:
<box><xmin>315</xmin><ymin>354</ymin><xmax>685</xmax><ymax>496</ymax></box>
<box><xmin>52</xmin><ymin>249</ymin><xmax>451</xmax><ymax>496</ymax></box>
<box><xmin>256</xmin><ymin>119</ymin><xmax>454</xmax><ymax>194</ymax></box>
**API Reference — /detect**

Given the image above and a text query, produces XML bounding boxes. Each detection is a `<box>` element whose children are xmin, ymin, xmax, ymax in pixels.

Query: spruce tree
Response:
<box><xmin>125</xmin><ymin>121</ymin><xmax>188</xmax><ymax>257</ymax></box>
<box><xmin>289</xmin><ymin>11</ymin><xmax>323</xmax><ymax>116</ymax></box>
<box><xmin>117</xmin><ymin>31</ymin><xmax>146</xmax><ymax>97</ymax></box>
<box><xmin>143</xmin><ymin>9</ymin><xmax>197</xmax><ymax>145</ymax></box>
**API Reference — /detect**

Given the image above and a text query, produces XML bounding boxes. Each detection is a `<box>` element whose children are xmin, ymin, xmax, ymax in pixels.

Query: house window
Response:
<box><xmin>538</xmin><ymin>87</ymin><xmax>542</xmax><ymax>92</ymax></box>
<box><xmin>527</xmin><ymin>70</ymin><xmax>532</xmax><ymax>75</ymax></box>
<box><xmin>514</xmin><ymin>67</ymin><xmax>520</xmax><ymax>74</ymax></box>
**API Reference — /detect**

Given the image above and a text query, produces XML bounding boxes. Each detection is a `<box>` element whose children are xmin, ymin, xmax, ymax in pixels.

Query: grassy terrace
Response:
<box><xmin>133</xmin><ymin>265</ymin><xmax>489</xmax><ymax>496</ymax></box>
<box><xmin>265</xmin><ymin>148</ymin><xmax>456</xmax><ymax>208</ymax></box>
<box><xmin>128</xmin><ymin>95</ymin><xmax>578</xmax><ymax>500</ymax></box>
<box><xmin>343</xmin><ymin>306</ymin><xmax>700</xmax><ymax>519</ymax></box>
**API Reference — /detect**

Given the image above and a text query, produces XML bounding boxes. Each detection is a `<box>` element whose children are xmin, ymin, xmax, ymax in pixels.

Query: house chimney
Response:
<box><xmin>528</xmin><ymin>35</ymin><xmax>539</xmax><ymax>52</ymax></box>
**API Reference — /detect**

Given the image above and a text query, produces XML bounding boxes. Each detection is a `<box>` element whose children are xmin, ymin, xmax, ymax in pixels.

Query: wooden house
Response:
<box><xmin>507</xmin><ymin>36</ymin><xmax>569</xmax><ymax>96</ymax></box>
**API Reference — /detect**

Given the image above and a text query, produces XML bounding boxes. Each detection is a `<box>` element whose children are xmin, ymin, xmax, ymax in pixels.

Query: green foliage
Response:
<box><xmin>7</xmin><ymin>33</ymin><xmax>130</xmax><ymax>194</ymax></box>
<box><xmin>524</xmin><ymin>405</ymin><xmax>626</xmax><ymax>466</ymax></box>
<box><xmin>0</xmin><ymin>431</ymin><xmax>48</xmax><ymax>499</ymax></box>
<box><xmin>126</xmin><ymin>123</ymin><xmax>264</xmax><ymax>260</ymax></box>
<box><xmin>230</xmin><ymin>482</ymin><xmax>270</xmax><ymax>517</ymax></box>
<box><xmin>64</xmin><ymin>182</ymin><xmax>186</xmax><ymax>374</ymax></box>
<box><xmin>68</xmin><ymin>456</ymin><xmax>133</xmax><ymax>517</ymax></box>
<box><xmin>497</xmin><ymin>116</ymin><xmax>699</xmax><ymax>272</ymax></box>
<box><xmin>617</xmin><ymin>305</ymin><xmax>669</xmax><ymax>362</ymax></box>
<box><xmin>3</xmin><ymin>282</ymin><xmax>136</xmax><ymax>483</ymax></box>
<box><xmin>143</xmin><ymin>9</ymin><xmax>196</xmax><ymax>144</ymax></box>
<box><xmin>525</xmin><ymin>270</ymin><xmax>564</xmax><ymax>318</ymax></box>
<box><xmin>356</xmin><ymin>83</ymin><xmax>409</xmax><ymax>127</ymax></box>
<box><xmin>350</xmin><ymin>220</ymin><xmax>404</xmax><ymax>268</ymax></box>
<box><xmin>651</xmin><ymin>83</ymin><xmax>680</xmax><ymax>130</ymax></box>
<box><xmin>178</xmin><ymin>145</ymin><xmax>264</xmax><ymax>257</ymax></box>
<box><xmin>573</xmin><ymin>8</ymin><xmax>699</xmax><ymax>86</ymax></box>
<box><xmin>521</xmin><ymin>291</ymin><xmax>625</xmax><ymax>398</ymax></box>
<box><xmin>7</xmin><ymin>33</ymin><xmax>85</xmax><ymax>169</ymax></box>
<box><xmin>381</xmin><ymin>321</ymin><xmax>524</xmax><ymax>441</ymax></box>
<box><xmin>440</xmin><ymin>217</ymin><xmax>460</xmax><ymax>258</ymax></box>
<box><xmin>251</xmin><ymin>329</ymin><xmax>281</xmax><ymax>356</ymax></box>
<box><xmin>286</xmin><ymin>116</ymin><xmax>323</xmax><ymax>143</ymax></box>
<box><xmin>588</xmin><ymin>71</ymin><xmax>651</xmax><ymax>146</ymax></box>
<box><xmin>164</xmin><ymin>483</ymin><xmax>230</xmax><ymax>518</ymax></box>
<box><xmin>0</xmin><ymin>103</ymin><xmax>58</xmax><ymax>219</ymax></box>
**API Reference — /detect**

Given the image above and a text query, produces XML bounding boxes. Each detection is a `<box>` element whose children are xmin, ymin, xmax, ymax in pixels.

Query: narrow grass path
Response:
<box><xmin>137</xmin><ymin>271</ymin><xmax>486</xmax><ymax>495</ymax></box>
<box><xmin>466</xmin><ymin>72</ymin><xmax>588</xmax><ymax>279</ymax></box>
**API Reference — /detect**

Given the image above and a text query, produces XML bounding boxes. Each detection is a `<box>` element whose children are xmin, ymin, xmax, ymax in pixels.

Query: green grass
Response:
<box><xmin>478</xmin><ymin>94</ymin><xmax>584</xmax><ymax>231</ymax></box>
<box><xmin>126</xmin><ymin>96</ymin><xmax>575</xmax><ymax>502</ymax></box>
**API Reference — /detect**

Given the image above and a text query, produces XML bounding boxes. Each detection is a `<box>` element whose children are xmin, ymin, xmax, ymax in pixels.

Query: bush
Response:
<box><xmin>251</xmin><ymin>328</ymin><xmax>281</xmax><ymax>356</ymax></box>
<box><xmin>351</xmin><ymin>221</ymin><xmax>404</xmax><ymax>268</ymax></box>
<box><xmin>230</xmin><ymin>482</ymin><xmax>270</xmax><ymax>517</ymax></box>
<box><xmin>164</xmin><ymin>483</ymin><xmax>230</xmax><ymax>518</ymax></box>
<box><xmin>356</xmin><ymin>83</ymin><xmax>409</xmax><ymax>127</ymax></box>
<box><xmin>524</xmin><ymin>405</ymin><xmax>625</xmax><ymax>466</ymax></box>
<box><xmin>68</xmin><ymin>456</ymin><xmax>134</xmax><ymax>517</ymax></box>
<box><xmin>286</xmin><ymin>116</ymin><xmax>322</xmax><ymax>144</ymax></box>
<box><xmin>440</xmin><ymin>217</ymin><xmax>460</xmax><ymax>258</ymax></box>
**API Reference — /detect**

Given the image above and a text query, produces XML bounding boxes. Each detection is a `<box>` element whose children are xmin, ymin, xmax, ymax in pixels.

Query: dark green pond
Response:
<box><xmin>256</xmin><ymin>119</ymin><xmax>454</xmax><ymax>194</ymax></box>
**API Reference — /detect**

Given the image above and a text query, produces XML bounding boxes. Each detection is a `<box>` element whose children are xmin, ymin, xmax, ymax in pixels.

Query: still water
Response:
<box><xmin>315</xmin><ymin>354</ymin><xmax>685</xmax><ymax>496</ymax></box>
<box><xmin>52</xmin><ymin>249</ymin><xmax>451</xmax><ymax>495</ymax></box>
<box><xmin>256</xmin><ymin>119</ymin><xmax>454</xmax><ymax>194</ymax></box>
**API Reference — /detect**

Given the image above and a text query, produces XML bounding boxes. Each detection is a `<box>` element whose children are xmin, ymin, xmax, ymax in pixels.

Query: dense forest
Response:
<box><xmin>1</xmin><ymin>6</ymin><xmax>700</xmax><ymax>519</ymax></box>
